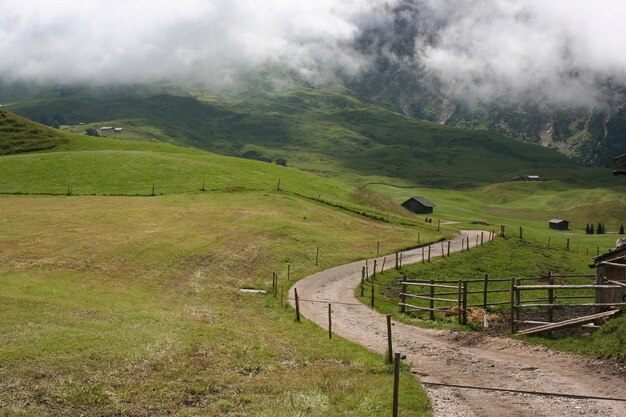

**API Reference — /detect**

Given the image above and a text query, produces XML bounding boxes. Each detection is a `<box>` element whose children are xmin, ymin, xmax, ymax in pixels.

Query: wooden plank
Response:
<box><xmin>600</xmin><ymin>261</ymin><xmax>626</xmax><ymax>269</ymax></box>
<box><xmin>517</xmin><ymin>284</ymin><xmax>621</xmax><ymax>290</ymax></box>
<box><xmin>518</xmin><ymin>302</ymin><xmax>626</xmax><ymax>308</ymax></box>
<box><xmin>400</xmin><ymin>282</ymin><xmax>458</xmax><ymax>289</ymax></box>
<box><xmin>517</xmin><ymin>310</ymin><xmax>620</xmax><ymax>335</ymax></box>
<box><xmin>606</xmin><ymin>279</ymin><xmax>626</xmax><ymax>288</ymax></box>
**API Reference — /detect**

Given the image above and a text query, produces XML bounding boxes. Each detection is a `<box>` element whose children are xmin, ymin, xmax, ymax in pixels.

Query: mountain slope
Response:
<box><xmin>0</xmin><ymin>82</ymin><xmax>613</xmax><ymax>188</ymax></box>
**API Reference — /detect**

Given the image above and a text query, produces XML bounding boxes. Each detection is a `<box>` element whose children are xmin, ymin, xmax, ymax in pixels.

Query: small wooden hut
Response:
<box><xmin>548</xmin><ymin>219</ymin><xmax>569</xmax><ymax>230</ymax></box>
<box><xmin>276</xmin><ymin>159</ymin><xmax>287</xmax><ymax>166</ymax></box>
<box><xmin>401</xmin><ymin>196</ymin><xmax>435</xmax><ymax>214</ymax></box>
<box><xmin>613</xmin><ymin>153</ymin><xmax>626</xmax><ymax>176</ymax></box>
<box><xmin>593</xmin><ymin>244</ymin><xmax>626</xmax><ymax>304</ymax></box>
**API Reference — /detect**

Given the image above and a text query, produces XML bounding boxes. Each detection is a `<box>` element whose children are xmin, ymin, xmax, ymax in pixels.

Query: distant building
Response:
<box><xmin>276</xmin><ymin>159</ymin><xmax>287</xmax><ymax>166</ymax></box>
<box><xmin>257</xmin><ymin>157</ymin><xmax>271</xmax><ymax>163</ymax></box>
<box><xmin>513</xmin><ymin>175</ymin><xmax>541</xmax><ymax>181</ymax></box>
<box><xmin>548</xmin><ymin>219</ymin><xmax>569</xmax><ymax>230</ymax></box>
<box><xmin>401</xmin><ymin>196</ymin><xmax>435</xmax><ymax>214</ymax></box>
<box><xmin>99</xmin><ymin>126</ymin><xmax>123</xmax><ymax>135</ymax></box>
<box><xmin>613</xmin><ymin>153</ymin><xmax>626</xmax><ymax>176</ymax></box>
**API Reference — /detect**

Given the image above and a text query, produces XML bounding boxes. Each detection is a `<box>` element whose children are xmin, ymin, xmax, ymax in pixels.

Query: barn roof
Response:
<box><xmin>405</xmin><ymin>196</ymin><xmax>435</xmax><ymax>207</ymax></box>
<box><xmin>593</xmin><ymin>244</ymin><xmax>626</xmax><ymax>264</ymax></box>
<box><xmin>614</xmin><ymin>153</ymin><xmax>626</xmax><ymax>167</ymax></box>
<box><xmin>548</xmin><ymin>219</ymin><xmax>568</xmax><ymax>224</ymax></box>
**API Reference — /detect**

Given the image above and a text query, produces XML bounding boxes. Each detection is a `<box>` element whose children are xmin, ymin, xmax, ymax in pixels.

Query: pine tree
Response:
<box><xmin>590</xmin><ymin>224</ymin><xmax>595</xmax><ymax>234</ymax></box>
<box><xmin>620</xmin><ymin>224</ymin><xmax>624</xmax><ymax>234</ymax></box>
<box><xmin>585</xmin><ymin>223</ymin><xmax>590</xmax><ymax>234</ymax></box>
<box><xmin>597</xmin><ymin>223</ymin><xmax>602</xmax><ymax>234</ymax></box>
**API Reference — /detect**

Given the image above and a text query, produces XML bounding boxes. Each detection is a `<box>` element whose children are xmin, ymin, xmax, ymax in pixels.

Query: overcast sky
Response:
<box><xmin>1</xmin><ymin>0</ymin><xmax>625</xmax><ymax>107</ymax></box>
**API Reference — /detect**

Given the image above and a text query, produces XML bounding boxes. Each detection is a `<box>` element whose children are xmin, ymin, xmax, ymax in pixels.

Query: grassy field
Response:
<box><xmin>0</xmin><ymin>193</ymin><xmax>434</xmax><ymax>416</ymax></box>
<box><xmin>0</xmin><ymin>108</ymin><xmax>69</xmax><ymax>154</ymax></box>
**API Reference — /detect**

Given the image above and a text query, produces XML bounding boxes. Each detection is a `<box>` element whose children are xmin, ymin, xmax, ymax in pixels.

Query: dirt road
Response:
<box><xmin>289</xmin><ymin>231</ymin><xmax>626</xmax><ymax>416</ymax></box>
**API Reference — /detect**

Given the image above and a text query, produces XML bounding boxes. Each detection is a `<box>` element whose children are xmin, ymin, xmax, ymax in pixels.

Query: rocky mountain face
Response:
<box><xmin>347</xmin><ymin>1</ymin><xmax>626</xmax><ymax>167</ymax></box>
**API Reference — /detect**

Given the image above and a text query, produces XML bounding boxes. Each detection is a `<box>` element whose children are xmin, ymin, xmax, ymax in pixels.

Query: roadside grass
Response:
<box><xmin>0</xmin><ymin>193</ymin><xmax>432</xmax><ymax>416</ymax></box>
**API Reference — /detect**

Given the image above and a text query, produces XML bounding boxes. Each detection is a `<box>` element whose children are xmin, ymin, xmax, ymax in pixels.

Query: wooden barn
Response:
<box><xmin>276</xmin><ymin>159</ymin><xmax>287</xmax><ymax>166</ymax></box>
<box><xmin>593</xmin><ymin>243</ymin><xmax>626</xmax><ymax>305</ymax></box>
<box><xmin>614</xmin><ymin>153</ymin><xmax>626</xmax><ymax>176</ymax></box>
<box><xmin>548</xmin><ymin>219</ymin><xmax>569</xmax><ymax>230</ymax></box>
<box><xmin>257</xmin><ymin>156</ymin><xmax>271</xmax><ymax>163</ymax></box>
<box><xmin>401</xmin><ymin>196</ymin><xmax>435</xmax><ymax>214</ymax></box>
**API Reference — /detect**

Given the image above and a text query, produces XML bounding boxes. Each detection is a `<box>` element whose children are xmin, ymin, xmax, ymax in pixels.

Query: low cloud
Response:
<box><xmin>1</xmin><ymin>0</ymin><xmax>625</xmax><ymax>108</ymax></box>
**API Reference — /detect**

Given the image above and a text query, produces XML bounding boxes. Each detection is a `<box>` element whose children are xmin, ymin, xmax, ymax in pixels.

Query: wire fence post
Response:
<box><xmin>386</xmin><ymin>315</ymin><xmax>393</xmax><ymax>364</ymax></box>
<box><xmin>371</xmin><ymin>275</ymin><xmax>375</xmax><ymax>307</ymax></box>
<box><xmin>328</xmin><ymin>303</ymin><xmax>332</xmax><ymax>340</ymax></box>
<box><xmin>294</xmin><ymin>288</ymin><xmax>301</xmax><ymax>322</ymax></box>
<box><xmin>483</xmin><ymin>273</ymin><xmax>489</xmax><ymax>309</ymax></box>
<box><xmin>392</xmin><ymin>352</ymin><xmax>401</xmax><ymax>417</ymax></box>
<box><xmin>361</xmin><ymin>267</ymin><xmax>365</xmax><ymax>297</ymax></box>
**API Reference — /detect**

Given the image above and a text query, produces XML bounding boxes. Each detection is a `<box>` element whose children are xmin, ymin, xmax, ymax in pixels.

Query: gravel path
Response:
<box><xmin>289</xmin><ymin>231</ymin><xmax>626</xmax><ymax>416</ymax></box>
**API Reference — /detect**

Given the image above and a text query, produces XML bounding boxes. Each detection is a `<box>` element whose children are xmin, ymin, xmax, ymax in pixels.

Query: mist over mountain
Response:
<box><xmin>1</xmin><ymin>0</ymin><xmax>624</xmax><ymax>165</ymax></box>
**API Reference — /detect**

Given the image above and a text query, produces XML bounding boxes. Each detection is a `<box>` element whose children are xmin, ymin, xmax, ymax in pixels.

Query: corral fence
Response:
<box><xmin>398</xmin><ymin>273</ymin><xmax>626</xmax><ymax>332</ymax></box>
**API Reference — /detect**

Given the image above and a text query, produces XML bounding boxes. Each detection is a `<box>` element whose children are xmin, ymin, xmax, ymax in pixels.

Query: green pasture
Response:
<box><xmin>0</xmin><ymin>193</ymin><xmax>432</xmax><ymax>416</ymax></box>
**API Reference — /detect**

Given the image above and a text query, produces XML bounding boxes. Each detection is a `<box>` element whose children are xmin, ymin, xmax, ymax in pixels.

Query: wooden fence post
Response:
<box><xmin>399</xmin><ymin>253</ymin><xmax>403</xmax><ymax>269</ymax></box>
<box><xmin>381</xmin><ymin>257</ymin><xmax>386</xmax><ymax>274</ymax></box>
<box><xmin>418</xmin><ymin>232</ymin><xmax>421</xmax><ymax>244</ymax></box>
<box><xmin>483</xmin><ymin>273</ymin><xmax>489</xmax><ymax>309</ymax></box>
<box><xmin>547</xmin><ymin>236</ymin><xmax>551</xmax><ymax>248</ymax></box>
<box><xmin>287</xmin><ymin>264</ymin><xmax>290</xmax><ymax>281</ymax></box>
<box><xmin>510</xmin><ymin>279</ymin><xmax>516</xmax><ymax>333</ymax></box>
<box><xmin>461</xmin><ymin>238</ymin><xmax>464</xmax><ymax>252</ymax></box>
<box><xmin>457</xmin><ymin>280</ymin><xmax>463</xmax><ymax>324</ymax></box>
<box><xmin>401</xmin><ymin>283</ymin><xmax>407</xmax><ymax>313</ymax></box>
<box><xmin>294</xmin><ymin>288</ymin><xmax>301</xmax><ymax>322</ymax></box>
<box><xmin>373</xmin><ymin>260</ymin><xmax>377</xmax><ymax>278</ymax></box>
<box><xmin>386</xmin><ymin>315</ymin><xmax>393</xmax><ymax>364</ymax></box>
<box><xmin>328</xmin><ymin>303</ymin><xmax>332</xmax><ymax>339</ymax></box>
<box><xmin>475</xmin><ymin>234</ymin><xmax>479</xmax><ymax>248</ymax></box>
<box><xmin>395</xmin><ymin>252</ymin><xmax>399</xmax><ymax>270</ymax></box>
<box><xmin>481</xmin><ymin>232</ymin><xmax>484</xmax><ymax>246</ymax></box>
<box><xmin>547</xmin><ymin>271</ymin><xmax>554</xmax><ymax>322</ymax></box>
<box><xmin>280</xmin><ymin>285</ymin><xmax>284</xmax><ymax>307</ymax></box>
<box><xmin>519</xmin><ymin>226</ymin><xmax>523</xmax><ymax>240</ymax></box>
<box><xmin>151</xmin><ymin>183</ymin><xmax>155</xmax><ymax>196</ymax></box>
<box><xmin>361</xmin><ymin>267</ymin><xmax>365</xmax><ymax>297</ymax></box>
<box><xmin>422</xmin><ymin>247</ymin><xmax>425</xmax><ymax>263</ymax></box>
<box><xmin>462</xmin><ymin>281</ymin><xmax>468</xmax><ymax>325</ymax></box>
<box><xmin>371</xmin><ymin>275</ymin><xmax>375</xmax><ymax>307</ymax></box>
<box><xmin>273</xmin><ymin>272</ymin><xmax>277</xmax><ymax>298</ymax></box>
<box><xmin>276</xmin><ymin>178</ymin><xmax>281</xmax><ymax>191</ymax></box>
<box><xmin>566</xmin><ymin>238</ymin><xmax>570</xmax><ymax>251</ymax></box>
<box><xmin>427</xmin><ymin>246</ymin><xmax>431</xmax><ymax>262</ymax></box>
<box><xmin>315</xmin><ymin>247</ymin><xmax>320</xmax><ymax>265</ymax></box>
<box><xmin>392</xmin><ymin>352</ymin><xmax>401</xmax><ymax>417</ymax></box>
<box><xmin>437</xmin><ymin>219</ymin><xmax>440</xmax><ymax>231</ymax></box>
<box><xmin>447</xmin><ymin>240</ymin><xmax>451</xmax><ymax>256</ymax></box>
<box><xmin>429</xmin><ymin>279</ymin><xmax>435</xmax><ymax>321</ymax></box>
<box><xmin>515</xmin><ymin>279</ymin><xmax>521</xmax><ymax>324</ymax></box>
<box><xmin>440</xmin><ymin>242</ymin><xmax>445</xmax><ymax>258</ymax></box>
<box><xmin>377</xmin><ymin>241</ymin><xmax>380</xmax><ymax>256</ymax></box>
<box><xmin>466</xmin><ymin>236</ymin><xmax>470</xmax><ymax>251</ymax></box>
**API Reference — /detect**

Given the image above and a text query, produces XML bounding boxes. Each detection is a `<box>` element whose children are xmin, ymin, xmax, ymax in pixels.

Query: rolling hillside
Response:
<box><xmin>0</xmin><ymin>81</ymin><xmax>613</xmax><ymax>188</ymax></box>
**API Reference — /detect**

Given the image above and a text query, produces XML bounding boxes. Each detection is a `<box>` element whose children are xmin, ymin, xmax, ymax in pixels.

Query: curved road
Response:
<box><xmin>289</xmin><ymin>231</ymin><xmax>626</xmax><ymax>417</ymax></box>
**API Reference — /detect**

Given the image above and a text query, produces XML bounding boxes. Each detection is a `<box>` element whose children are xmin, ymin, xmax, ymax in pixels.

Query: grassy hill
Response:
<box><xmin>0</xmin><ymin>115</ymin><xmax>436</xmax><ymax>415</ymax></box>
<box><xmin>0</xmin><ymin>108</ymin><xmax>68</xmax><ymax>154</ymax></box>
<box><xmin>1</xmin><ymin>81</ymin><xmax>613</xmax><ymax>188</ymax></box>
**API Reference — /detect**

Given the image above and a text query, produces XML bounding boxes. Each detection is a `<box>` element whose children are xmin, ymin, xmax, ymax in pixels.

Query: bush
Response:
<box><xmin>85</xmin><ymin>127</ymin><xmax>99</xmax><ymax>137</ymax></box>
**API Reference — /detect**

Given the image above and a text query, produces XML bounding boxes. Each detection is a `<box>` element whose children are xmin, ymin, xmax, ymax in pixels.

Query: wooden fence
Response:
<box><xmin>398</xmin><ymin>272</ymin><xmax>626</xmax><ymax>331</ymax></box>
